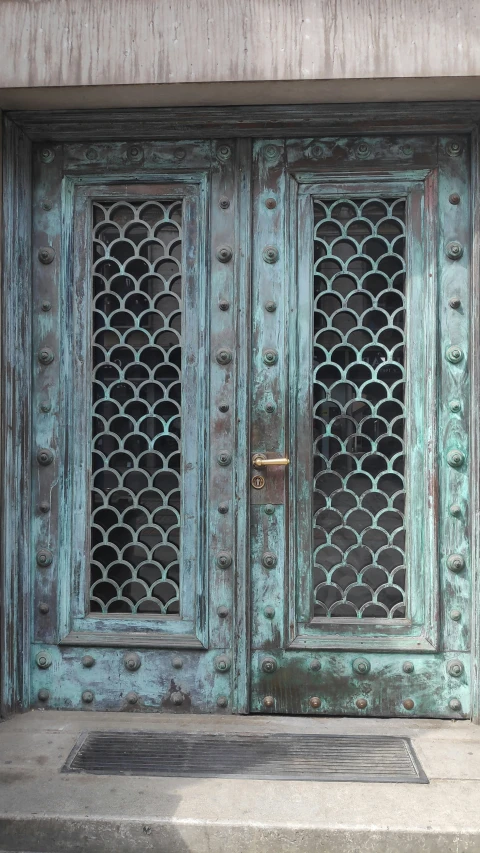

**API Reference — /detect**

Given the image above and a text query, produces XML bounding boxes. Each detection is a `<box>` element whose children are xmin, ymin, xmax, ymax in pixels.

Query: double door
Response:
<box><xmin>31</xmin><ymin>134</ymin><xmax>471</xmax><ymax>716</ymax></box>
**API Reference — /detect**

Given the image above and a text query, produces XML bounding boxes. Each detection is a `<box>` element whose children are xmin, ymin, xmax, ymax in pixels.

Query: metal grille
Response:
<box><xmin>312</xmin><ymin>198</ymin><xmax>406</xmax><ymax>618</ymax></box>
<box><xmin>63</xmin><ymin>731</ymin><xmax>427</xmax><ymax>783</ymax></box>
<box><xmin>89</xmin><ymin>200</ymin><xmax>183</xmax><ymax>615</ymax></box>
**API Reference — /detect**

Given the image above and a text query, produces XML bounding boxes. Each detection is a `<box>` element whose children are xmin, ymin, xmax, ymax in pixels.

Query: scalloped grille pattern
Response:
<box><xmin>89</xmin><ymin>200</ymin><xmax>182</xmax><ymax>615</ymax></box>
<box><xmin>313</xmin><ymin>197</ymin><xmax>407</xmax><ymax>618</ymax></box>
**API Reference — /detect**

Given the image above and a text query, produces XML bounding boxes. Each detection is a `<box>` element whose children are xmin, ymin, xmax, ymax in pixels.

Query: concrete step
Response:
<box><xmin>1</xmin><ymin>710</ymin><xmax>480</xmax><ymax>853</ymax></box>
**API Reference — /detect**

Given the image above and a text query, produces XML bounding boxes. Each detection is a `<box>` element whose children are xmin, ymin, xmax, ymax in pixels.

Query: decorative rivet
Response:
<box><xmin>214</xmin><ymin>654</ymin><xmax>231</xmax><ymax>672</ymax></box>
<box><xmin>447</xmin><ymin>659</ymin><xmax>464</xmax><ymax>677</ymax></box>
<box><xmin>309</xmin><ymin>696</ymin><xmax>321</xmax><ymax>709</ymax></box>
<box><xmin>39</xmin><ymin>501</ymin><xmax>50</xmax><ymax>513</ymax></box>
<box><xmin>356</xmin><ymin>698</ymin><xmax>368</xmax><ymax>709</ymax></box>
<box><xmin>265</xmin><ymin>198</ymin><xmax>277</xmax><ymax>209</ymax></box>
<box><xmin>41</xmin><ymin>300</ymin><xmax>51</xmax><ymax>312</ymax></box>
<box><xmin>403</xmin><ymin>699</ymin><xmax>415</xmax><ymax>710</ymax></box>
<box><xmin>264</xmin><ymin>606</ymin><xmax>275</xmax><ymax>619</ymax></box>
<box><xmin>39</xmin><ymin>602</ymin><xmax>49</xmax><ymax>614</ymax></box>
<box><xmin>219</xmin><ymin>299</ymin><xmax>230</xmax><ymax>311</ymax></box>
<box><xmin>40</xmin><ymin>402</ymin><xmax>51</xmax><ymax>413</ymax></box>
<box><xmin>174</xmin><ymin>148</ymin><xmax>186</xmax><ymax>160</ymax></box>
<box><xmin>36</xmin><ymin>549</ymin><xmax>53</xmax><ymax>567</ymax></box>
<box><xmin>449</xmin><ymin>503</ymin><xmax>462</xmax><ymax>516</ymax></box>
<box><xmin>38</xmin><ymin>347</ymin><xmax>54</xmax><ymax>365</ymax></box>
<box><xmin>82</xmin><ymin>655</ymin><xmax>95</xmax><ymax>668</ymax></box>
<box><xmin>355</xmin><ymin>142</ymin><xmax>371</xmax><ymax>159</ymax></box>
<box><xmin>219</xmin><ymin>197</ymin><xmax>230</xmax><ymax>210</ymax></box>
<box><xmin>311</xmin><ymin>144</ymin><xmax>325</xmax><ymax>158</ymax></box>
<box><xmin>403</xmin><ymin>661</ymin><xmax>414</xmax><ymax>674</ymax></box>
<box><xmin>125</xmin><ymin>691</ymin><xmax>138</xmax><ymax>705</ymax></box>
<box><xmin>447</xmin><ymin>553</ymin><xmax>465</xmax><ymax>573</ymax></box>
<box><xmin>38</xmin><ymin>688</ymin><xmax>50</xmax><ymax>702</ymax></box>
<box><xmin>41</xmin><ymin>201</ymin><xmax>52</xmax><ymax>211</ymax></box>
<box><xmin>264</xmin><ymin>504</ymin><xmax>275</xmax><ymax>515</ymax></box>
<box><xmin>216</xmin><ymin>551</ymin><xmax>232</xmax><ymax>569</ymax></box>
<box><xmin>217</xmin><ymin>695</ymin><xmax>228</xmax><ymax>708</ymax></box>
<box><xmin>446</xmin><ymin>345</ymin><xmax>464</xmax><ymax>364</ymax></box>
<box><xmin>85</xmin><ymin>147</ymin><xmax>98</xmax><ymax>161</ymax></box>
<box><xmin>309</xmin><ymin>658</ymin><xmax>321</xmax><ymax>672</ymax></box>
<box><xmin>215</xmin><ymin>348</ymin><xmax>233</xmax><ymax>365</ymax></box>
<box><xmin>217</xmin><ymin>605</ymin><xmax>229</xmax><ymax>618</ymax></box>
<box><xmin>40</xmin><ymin>148</ymin><xmax>55</xmax><ymax>163</ymax></box>
<box><xmin>449</xmin><ymin>400</ymin><xmax>461</xmax><ymax>413</ymax></box>
<box><xmin>450</xmin><ymin>609</ymin><xmax>462</xmax><ymax>621</ymax></box>
<box><xmin>217</xmin><ymin>452</ymin><xmax>232</xmax><ymax>467</ymax></box>
<box><xmin>352</xmin><ymin>657</ymin><xmax>371</xmax><ymax>675</ymax></box>
<box><xmin>265</xmin><ymin>402</ymin><xmax>276</xmax><ymax>414</ymax></box>
<box><xmin>262</xmin><ymin>551</ymin><xmax>277</xmax><ymax>569</ymax></box>
<box><xmin>264</xmin><ymin>144</ymin><xmax>279</xmax><ymax>161</ymax></box>
<box><xmin>449</xmin><ymin>192</ymin><xmax>461</xmax><ymax>205</ymax></box>
<box><xmin>217</xmin><ymin>145</ymin><xmax>232</xmax><ymax>162</ymax></box>
<box><xmin>447</xmin><ymin>449</ymin><xmax>465</xmax><ymax>468</ymax></box>
<box><xmin>38</xmin><ymin>246</ymin><xmax>55</xmax><ymax>265</ymax></box>
<box><xmin>124</xmin><ymin>652</ymin><xmax>141</xmax><ymax>672</ymax></box>
<box><xmin>262</xmin><ymin>245</ymin><xmax>279</xmax><ymax>264</ymax></box>
<box><xmin>35</xmin><ymin>651</ymin><xmax>52</xmax><ymax>669</ymax></box>
<box><xmin>263</xmin><ymin>349</ymin><xmax>278</xmax><ymax>366</ymax></box>
<box><xmin>446</xmin><ymin>241</ymin><xmax>464</xmax><ymax>260</ymax></box>
<box><xmin>446</xmin><ymin>141</ymin><xmax>463</xmax><ymax>158</ymax></box>
<box><xmin>449</xmin><ymin>698</ymin><xmax>462</xmax><ymax>711</ymax></box>
<box><xmin>216</xmin><ymin>245</ymin><xmax>233</xmax><ymax>264</ymax></box>
<box><xmin>261</xmin><ymin>657</ymin><xmax>278</xmax><ymax>674</ymax></box>
<box><xmin>37</xmin><ymin>448</ymin><xmax>54</xmax><ymax>466</ymax></box>
<box><xmin>449</xmin><ymin>296</ymin><xmax>461</xmax><ymax>309</ymax></box>
<box><xmin>172</xmin><ymin>656</ymin><xmax>183</xmax><ymax>669</ymax></box>
<box><xmin>401</xmin><ymin>144</ymin><xmax>413</xmax><ymax>156</ymax></box>
<box><xmin>265</xmin><ymin>301</ymin><xmax>277</xmax><ymax>313</ymax></box>
<box><xmin>263</xmin><ymin>695</ymin><xmax>275</xmax><ymax>708</ymax></box>
<box><xmin>218</xmin><ymin>502</ymin><xmax>229</xmax><ymax>514</ymax></box>
<box><xmin>219</xmin><ymin>404</ymin><xmax>230</xmax><ymax>413</ymax></box>
<box><xmin>171</xmin><ymin>691</ymin><xmax>184</xmax><ymax>705</ymax></box>
<box><xmin>129</xmin><ymin>145</ymin><xmax>142</xmax><ymax>159</ymax></box>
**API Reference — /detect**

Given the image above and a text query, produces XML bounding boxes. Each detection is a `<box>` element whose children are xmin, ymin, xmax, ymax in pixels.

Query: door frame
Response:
<box><xmin>2</xmin><ymin>102</ymin><xmax>480</xmax><ymax>722</ymax></box>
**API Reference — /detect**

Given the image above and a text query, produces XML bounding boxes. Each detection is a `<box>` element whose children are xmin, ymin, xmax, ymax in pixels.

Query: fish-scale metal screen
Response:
<box><xmin>89</xmin><ymin>200</ymin><xmax>183</xmax><ymax>615</ymax></box>
<box><xmin>312</xmin><ymin>197</ymin><xmax>407</xmax><ymax>618</ymax></box>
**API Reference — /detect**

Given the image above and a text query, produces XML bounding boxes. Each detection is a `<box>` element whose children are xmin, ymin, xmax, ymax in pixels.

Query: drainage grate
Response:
<box><xmin>62</xmin><ymin>731</ymin><xmax>428</xmax><ymax>783</ymax></box>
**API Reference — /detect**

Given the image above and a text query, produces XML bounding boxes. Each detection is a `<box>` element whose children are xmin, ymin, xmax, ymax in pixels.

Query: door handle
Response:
<box><xmin>252</xmin><ymin>453</ymin><xmax>290</xmax><ymax>469</ymax></box>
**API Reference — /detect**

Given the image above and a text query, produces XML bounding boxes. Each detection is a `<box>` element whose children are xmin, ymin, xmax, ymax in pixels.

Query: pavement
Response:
<box><xmin>1</xmin><ymin>710</ymin><xmax>480</xmax><ymax>852</ymax></box>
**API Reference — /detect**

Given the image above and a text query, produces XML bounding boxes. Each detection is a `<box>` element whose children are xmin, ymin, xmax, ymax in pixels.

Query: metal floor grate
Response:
<box><xmin>62</xmin><ymin>731</ymin><xmax>428</xmax><ymax>783</ymax></box>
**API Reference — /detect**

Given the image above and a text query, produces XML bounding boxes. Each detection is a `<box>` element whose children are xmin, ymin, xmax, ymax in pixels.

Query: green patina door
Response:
<box><xmin>31</xmin><ymin>134</ymin><xmax>471</xmax><ymax>717</ymax></box>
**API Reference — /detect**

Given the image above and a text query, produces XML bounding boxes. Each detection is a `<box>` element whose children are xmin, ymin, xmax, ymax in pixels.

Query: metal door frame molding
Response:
<box><xmin>1</xmin><ymin>102</ymin><xmax>480</xmax><ymax>722</ymax></box>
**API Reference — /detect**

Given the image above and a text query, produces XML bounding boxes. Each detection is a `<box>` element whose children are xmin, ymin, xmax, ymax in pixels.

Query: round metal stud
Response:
<box><xmin>171</xmin><ymin>692</ymin><xmax>184</xmax><ymax>706</ymax></box>
<box><xmin>38</xmin><ymin>347</ymin><xmax>54</xmax><ymax>365</ymax></box>
<box><xmin>403</xmin><ymin>699</ymin><xmax>415</xmax><ymax>710</ymax></box>
<box><xmin>81</xmin><ymin>655</ymin><xmax>95</xmax><ymax>668</ymax></box>
<box><xmin>216</xmin><ymin>245</ymin><xmax>233</xmax><ymax>264</ymax></box>
<box><xmin>217</xmin><ymin>695</ymin><xmax>228</xmax><ymax>708</ymax></box>
<box><xmin>40</xmin><ymin>147</ymin><xmax>55</xmax><ymax>163</ymax></box>
<box><xmin>446</xmin><ymin>141</ymin><xmax>463</xmax><ymax>158</ymax></box>
<box><xmin>356</xmin><ymin>698</ymin><xmax>368</xmax><ymax>710</ymax></box>
<box><xmin>449</xmin><ymin>192</ymin><xmax>461</xmax><ymax>205</ymax></box>
<box><xmin>446</xmin><ymin>345</ymin><xmax>464</xmax><ymax>364</ymax></box>
<box><xmin>352</xmin><ymin>657</ymin><xmax>371</xmax><ymax>675</ymax></box>
<box><xmin>449</xmin><ymin>503</ymin><xmax>462</xmax><ymax>517</ymax></box>
<box><xmin>40</xmin><ymin>402</ymin><xmax>51</xmax><ymax>413</ymax></box>
<box><xmin>447</xmin><ymin>553</ymin><xmax>465</xmax><ymax>573</ymax></box>
<box><xmin>309</xmin><ymin>658</ymin><xmax>321</xmax><ymax>672</ymax></box>
<box><xmin>449</xmin><ymin>296</ymin><xmax>461</xmax><ymax>309</ymax></box>
<box><xmin>447</xmin><ymin>659</ymin><xmax>464</xmax><ymax>677</ymax></box>
<box><xmin>37</xmin><ymin>448</ymin><xmax>54</xmax><ymax>466</ymax></box>
<box><xmin>261</xmin><ymin>657</ymin><xmax>278</xmax><ymax>674</ymax></box>
<box><xmin>309</xmin><ymin>696</ymin><xmax>321</xmax><ymax>709</ymax></box>
<box><xmin>217</xmin><ymin>145</ymin><xmax>232</xmax><ymax>162</ymax></box>
<box><xmin>124</xmin><ymin>652</ymin><xmax>141</xmax><ymax>672</ymax></box>
<box><xmin>39</xmin><ymin>603</ymin><xmax>49</xmax><ymax>615</ymax></box>
<box><xmin>218</xmin><ymin>404</ymin><xmax>230</xmax><ymax>413</ymax></box>
<box><xmin>38</xmin><ymin>247</ymin><xmax>55</xmax><ymax>265</ymax></box>
<box><xmin>214</xmin><ymin>654</ymin><xmax>231</xmax><ymax>672</ymax></box>
<box><xmin>219</xmin><ymin>299</ymin><xmax>230</xmax><ymax>311</ymax></box>
<box><xmin>217</xmin><ymin>452</ymin><xmax>232</xmax><ymax>467</ymax></box>
<box><xmin>450</xmin><ymin>609</ymin><xmax>462</xmax><ymax>621</ymax></box>
<box><xmin>219</xmin><ymin>197</ymin><xmax>230</xmax><ymax>210</ymax></box>
<box><xmin>215</xmin><ymin>348</ymin><xmax>233</xmax><ymax>365</ymax></box>
<box><xmin>264</xmin><ymin>606</ymin><xmax>275</xmax><ymax>619</ymax></box>
<box><xmin>174</xmin><ymin>148</ymin><xmax>186</xmax><ymax>161</ymax></box>
<box><xmin>218</xmin><ymin>502</ymin><xmax>229</xmax><ymax>514</ymax></box>
<box><xmin>262</xmin><ymin>245</ymin><xmax>279</xmax><ymax>264</ymax></box>
<box><xmin>449</xmin><ymin>400</ymin><xmax>461</xmax><ymax>413</ymax></box>
<box><xmin>449</xmin><ymin>698</ymin><xmax>462</xmax><ymax>712</ymax></box>
<box><xmin>311</xmin><ymin>144</ymin><xmax>325</xmax><ymax>158</ymax></box>
<box><xmin>39</xmin><ymin>501</ymin><xmax>50</xmax><ymax>513</ymax></box>
<box><xmin>85</xmin><ymin>148</ymin><xmax>98</xmax><ymax>161</ymax></box>
<box><xmin>355</xmin><ymin>142</ymin><xmax>371</xmax><ymax>159</ymax></box>
<box><xmin>263</xmin><ymin>695</ymin><xmax>275</xmax><ymax>708</ymax></box>
<box><xmin>447</xmin><ymin>449</ymin><xmax>465</xmax><ymax>468</ymax></box>
<box><xmin>36</xmin><ymin>549</ymin><xmax>53</xmax><ymax>567</ymax></box>
<box><xmin>264</xmin><ymin>301</ymin><xmax>277</xmax><ymax>313</ymax></box>
<box><xmin>216</xmin><ymin>551</ymin><xmax>232</xmax><ymax>569</ymax></box>
<box><xmin>264</xmin><ymin>504</ymin><xmax>275</xmax><ymax>515</ymax></box>
<box><xmin>446</xmin><ymin>241</ymin><xmax>464</xmax><ymax>260</ymax></box>
<box><xmin>263</xmin><ymin>349</ymin><xmax>278</xmax><ymax>366</ymax></box>
<box><xmin>401</xmin><ymin>144</ymin><xmax>413</xmax><ymax>157</ymax></box>
<box><xmin>265</xmin><ymin>198</ymin><xmax>277</xmax><ymax>209</ymax></box>
<box><xmin>264</xmin><ymin>144</ymin><xmax>279</xmax><ymax>161</ymax></box>
<box><xmin>262</xmin><ymin>551</ymin><xmax>277</xmax><ymax>569</ymax></box>
<box><xmin>41</xmin><ymin>300</ymin><xmax>51</xmax><ymax>312</ymax></box>
<box><xmin>41</xmin><ymin>201</ymin><xmax>52</xmax><ymax>211</ymax></box>
<box><xmin>217</xmin><ymin>605</ymin><xmax>229</xmax><ymax>618</ymax></box>
<box><xmin>265</xmin><ymin>402</ymin><xmax>276</xmax><ymax>414</ymax></box>
<box><xmin>38</xmin><ymin>688</ymin><xmax>50</xmax><ymax>702</ymax></box>
<box><xmin>402</xmin><ymin>661</ymin><xmax>414</xmax><ymax>674</ymax></box>
<box><xmin>172</xmin><ymin>656</ymin><xmax>183</xmax><ymax>669</ymax></box>
<box><xmin>129</xmin><ymin>145</ymin><xmax>142</xmax><ymax>160</ymax></box>
<box><xmin>125</xmin><ymin>692</ymin><xmax>138</xmax><ymax>705</ymax></box>
<box><xmin>35</xmin><ymin>651</ymin><xmax>52</xmax><ymax>669</ymax></box>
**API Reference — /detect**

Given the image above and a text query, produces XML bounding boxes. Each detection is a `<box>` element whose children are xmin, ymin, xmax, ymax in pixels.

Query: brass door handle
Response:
<box><xmin>252</xmin><ymin>454</ymin><xmax>290</xmax><ymax>469</ymax></box>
